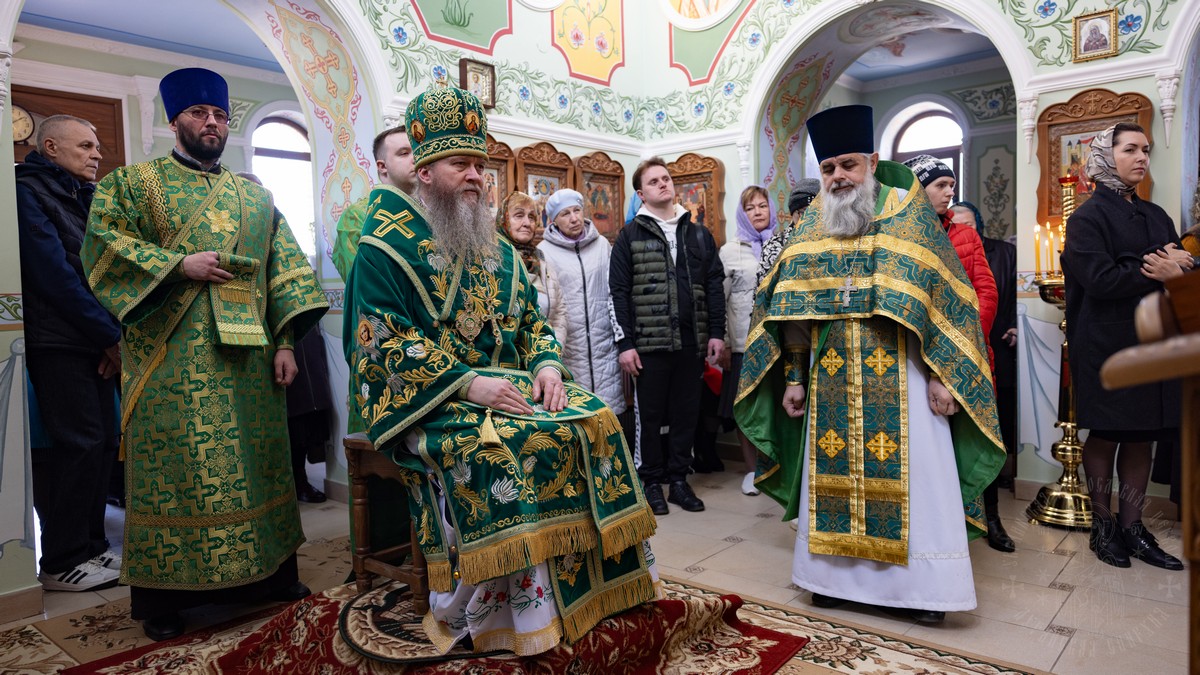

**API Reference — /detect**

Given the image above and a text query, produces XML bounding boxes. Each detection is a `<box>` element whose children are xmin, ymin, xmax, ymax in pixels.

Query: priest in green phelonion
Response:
<box><xmin>82</xmin><ymin>67</ymin><xmax>328</xmax><ymax>642</ymax></box>
<box><xmin>735</xmin><ymin>104</ymin><xmax>1005</xmax><ymax>625</ymax></box>
<box><xmin>343</xmin><ymin>83</ymin><xmax>659</xmax><ymax>656</ymax></box>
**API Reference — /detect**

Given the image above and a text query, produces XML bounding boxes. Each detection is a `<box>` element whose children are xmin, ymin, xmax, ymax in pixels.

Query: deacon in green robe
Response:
<box><xmin>344</xmin><ymin>85</ymin><xmax>657</xmax><ymax>656</ymax></box>
<box><xmin>737</xmin><ymin>105</ymin><xmax>1004</xmax><ymax>623</ymax></box>
<box><xmin>82</xmin><ymin>68</ymin><xmax>327</xmax><ymax>641</ymax></box>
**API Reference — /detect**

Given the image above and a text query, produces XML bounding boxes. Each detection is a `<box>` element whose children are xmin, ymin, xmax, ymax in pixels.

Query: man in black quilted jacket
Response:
<box><xmin>610</xmin><ymin>156</ymin><xmax>725</xmax><ymax>516</ymax></box>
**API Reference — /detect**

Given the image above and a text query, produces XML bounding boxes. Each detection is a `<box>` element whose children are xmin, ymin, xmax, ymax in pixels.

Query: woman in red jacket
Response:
<box><xmin>903</xmin><ymin>155</ymin><xmax>1010</xmax><ymax>552</ymax></box>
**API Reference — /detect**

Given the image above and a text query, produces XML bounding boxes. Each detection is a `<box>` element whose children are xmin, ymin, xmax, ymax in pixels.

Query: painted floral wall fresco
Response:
<box><xmin>358</xmin><ymin>0</ymin><xmax>1188</xmax><ymax>143</ymax></box>
<box><xmin>998</xmin><ymin>0</ymin><xmax>1183</xmax><ymax>69</ymax></box>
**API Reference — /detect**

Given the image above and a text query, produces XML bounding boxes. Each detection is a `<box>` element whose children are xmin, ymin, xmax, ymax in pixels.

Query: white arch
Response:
<box><xmin>738</xmin><ymin>0</ymin><xmax>1034</xmax><ymax>147</ymax></box>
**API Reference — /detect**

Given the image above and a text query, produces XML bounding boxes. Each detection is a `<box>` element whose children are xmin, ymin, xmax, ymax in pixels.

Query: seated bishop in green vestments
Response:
<box><xmin>737</xmin><ymin>105</ymin><xmax>1004</xmax><ymax>620</ymax></box>
<box><xmin>343</xmin><ymin>84</ymin><xmax>658</xmax><ymax>656</ymax></box>
<box><xmin>82</xmin><ymin>68</ymin><xmax>328</xmax><ymax>634</ymax></box>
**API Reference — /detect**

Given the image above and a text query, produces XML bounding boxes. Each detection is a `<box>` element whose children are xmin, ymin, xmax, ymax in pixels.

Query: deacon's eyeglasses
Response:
<box><xmin>182</xmin><ymin>108</ymin><xmax>230</xmax><ymax>125</ymax></box>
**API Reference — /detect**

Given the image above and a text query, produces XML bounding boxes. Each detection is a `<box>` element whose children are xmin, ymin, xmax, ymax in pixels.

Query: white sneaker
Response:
<box><xmin>39</xmin><ymin>560</ymin><xmax>119</xmax><ymax>592</ymax></box>
<box><xmin>741</xmin><ymin>472</ymin><xmax>760</xmax><ymax>496</ymax></box>
<box><xmin>788</xmin><ymin>518</ymin><xmax>799</xmax><ymax>531</ymax></box>
<box><xmin>91</xmin><ymin>550</ymin><xmax>122</xmax><ymax>571</ymax></box>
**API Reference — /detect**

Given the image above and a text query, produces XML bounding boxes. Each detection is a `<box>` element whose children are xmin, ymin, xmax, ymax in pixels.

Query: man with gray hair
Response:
<box><xmin>736</xmin><ymin>104</ymin><xmax>1004</xmax><ymax>625</ymax></box>
<box><xmin>16</xmin><ymin>114</ymin><xmax>121</xmax><ymax>592</ymax></box>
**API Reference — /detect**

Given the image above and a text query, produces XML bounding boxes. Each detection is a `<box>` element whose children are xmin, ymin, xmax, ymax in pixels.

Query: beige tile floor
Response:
<box><xmin>4</xmin><ymin>461</ymin><xmax>1190</xmax><ymax>673</ymax></box>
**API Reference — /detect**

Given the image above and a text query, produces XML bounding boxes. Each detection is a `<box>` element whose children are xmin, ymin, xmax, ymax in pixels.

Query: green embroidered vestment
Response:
<box><xmin>343</xmin><ymin>186</ymin><xmax>656</xmax><ymax>641</ymax></box>
<box><xmin>736</xmin><ymin>161</ymin><xmax>1005</xmax><ymax>563</ymax></box>
<box><xmin>83</xmin><ymin>157</ymin><xmax>328</xmax><ymax>590</ymax></box>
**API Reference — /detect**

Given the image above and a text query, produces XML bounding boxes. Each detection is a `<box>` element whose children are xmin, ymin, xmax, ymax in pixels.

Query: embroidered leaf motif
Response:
<box><xmin>491</xmin><ymin>476</ymin><xmax>519</xmax><ymax>504</ymax></box>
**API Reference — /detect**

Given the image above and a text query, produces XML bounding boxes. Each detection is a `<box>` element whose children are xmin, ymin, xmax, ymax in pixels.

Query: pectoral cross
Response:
<box><xmin>837</xmin><ymin>276</ymin><xmax>859</xmax><ymax>308</ymax></box>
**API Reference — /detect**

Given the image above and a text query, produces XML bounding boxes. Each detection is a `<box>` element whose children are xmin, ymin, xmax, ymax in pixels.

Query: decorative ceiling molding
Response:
<box><xmin>407</xmin><ymin>0</ymin><xmax>514</xmax><ymax>55</ymax></box>
<box><xmin>13</xmin><ymin>24</ymin><xmax>291</xmax><ymax>86</ymax></box>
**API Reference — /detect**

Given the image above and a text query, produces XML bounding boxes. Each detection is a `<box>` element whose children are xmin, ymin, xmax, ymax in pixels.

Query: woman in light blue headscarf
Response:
<box><xmin>718</xmin><ymin>185</ymin><xmax>778</xmax><ymax>495</ymax></box>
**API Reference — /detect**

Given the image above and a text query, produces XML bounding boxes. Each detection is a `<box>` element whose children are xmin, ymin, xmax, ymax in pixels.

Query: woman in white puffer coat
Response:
<box><xmin>538</xmin><ymin>189</ymin><xmax>625</xmax><ymax>414</ymax></box>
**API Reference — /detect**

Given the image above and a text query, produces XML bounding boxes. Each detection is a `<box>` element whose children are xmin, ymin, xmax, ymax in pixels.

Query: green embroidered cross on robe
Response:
<box><xmin>82</xmin><ymin>156</ymin><xmax>328</xmax><ymax>591</ymax></box>
<box><xmin>344</xmin><ymin>186</ymin><xmax>656</xmax><ymax>642</ymax></box>
<box><xmin>736</xmin><ymin>161</ymin><xmax>1005</xmax><ymax>563</ymax></box>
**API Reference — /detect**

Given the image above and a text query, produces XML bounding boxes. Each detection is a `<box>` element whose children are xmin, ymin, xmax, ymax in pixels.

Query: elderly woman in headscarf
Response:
<box><xmin>1061</xmin><ymin>122</ymin><xmax>1193</xmax><ymax>571</ymax></box>
<box><xmin>719</xmin><ymin>185</ymin><xmax>778</xmax><ymax>495</ymax></box>
<box><xmin>538</xmin><ymin>188</ymin><xmax>624</xmax><ymax>414</ymax></box>
<box><xmin>495</xmin><ymin>191</ymin><xmax>567</xmax><ymax>352</ymax></box>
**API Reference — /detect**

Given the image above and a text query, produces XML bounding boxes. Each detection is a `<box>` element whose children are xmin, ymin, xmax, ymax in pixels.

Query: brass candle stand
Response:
<box><xmin>1026</xmin><ymin>176</ymin><xmax>1092</xmax><ymax>530</ymax></box>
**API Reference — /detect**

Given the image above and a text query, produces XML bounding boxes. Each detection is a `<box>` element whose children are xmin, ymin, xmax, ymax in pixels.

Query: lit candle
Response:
<box><xmin>1034</xmin><ymin>224</ymin><xmax>1042</xmax><ymax>277</ymax></box>
<box><xmin>1048</xmin><ymin>231</ymin><xmax>1056</xmax><ymax>273</ymax></box>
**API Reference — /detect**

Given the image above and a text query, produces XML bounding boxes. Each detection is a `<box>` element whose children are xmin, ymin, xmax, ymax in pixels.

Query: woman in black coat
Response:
<box><xmin>1062</xmin><ymin>122</ymin><xmax>1193</xmax><ymax>570</ymax></box>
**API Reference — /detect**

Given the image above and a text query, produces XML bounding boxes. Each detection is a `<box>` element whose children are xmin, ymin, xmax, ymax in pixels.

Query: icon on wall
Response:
<box><xmin>459</xmin><ymin>58</ymin><xmax>496</xmax><ymax>109</ymax></box>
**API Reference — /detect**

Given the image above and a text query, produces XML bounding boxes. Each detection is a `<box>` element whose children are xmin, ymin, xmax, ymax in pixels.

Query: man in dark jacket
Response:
<box><xmin>610</xmin><ymin>157</ymin><xmax>725</xmax><ymax>515</ymax></box>
<box><xmin>16</xmin><ymin>114</ymin><xmax>122</xmax><ymax>591</ymax></box>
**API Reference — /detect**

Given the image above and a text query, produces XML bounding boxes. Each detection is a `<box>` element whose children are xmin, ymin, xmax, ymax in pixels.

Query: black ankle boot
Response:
<box><xmin>1121</xmin><ymin>521</ymin><xmax>1184</xmax><ymax>571</ymax></box>
<box><xmin>986</xmin><ymin>516</ymin><xmax>1015</xmax><ymax>553</ymax></box>
<box><xmin>1090</xmin><ymin>514</ymin><xmax>1131</xmax><ymax>568</ymax></box>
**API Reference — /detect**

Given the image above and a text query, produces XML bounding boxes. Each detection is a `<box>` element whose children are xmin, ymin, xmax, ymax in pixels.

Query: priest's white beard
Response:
<box><xmin>422</xmin><ymin>180</ymin><xmax>497</xmax><ymax>262</ymax></box>
<box><xmin>821</xmin><ymin>171</ymin><xmax>878</xmax><ymax>239</ymax></box>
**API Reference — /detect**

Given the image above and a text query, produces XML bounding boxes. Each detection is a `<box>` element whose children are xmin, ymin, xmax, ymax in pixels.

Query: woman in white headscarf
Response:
<box><xmin>1061</xmin><ymin>122</ymin><xmax>1192</xmax><ymax>571</ymax></box>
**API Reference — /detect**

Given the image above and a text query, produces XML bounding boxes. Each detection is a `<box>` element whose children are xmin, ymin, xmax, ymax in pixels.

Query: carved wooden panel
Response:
<box><xmin>516</xmin><ymin>141</ymin><xmax>575</xmax><ymax>231</ymax></box>
<box><xmin>574</xmin><ymin>151</ymin><xmax>625</xmax><ymax>242</ymax></box>
<box><xmin>484</xmin><ymin>134</ymin><xmax>515</xmax><ymax>217</ymax></box>
<box><xmin>1036</xmin><ymin>88</ymin><xmax>1153</xmax><ymax>226</ymax></box>
<box><xmin>667</xmin><ymin>152</ymin><xmax>726</xmax><ymax>247</ymax></box>
<box><xmin>12</xmin><ymin>84</ymin><xmax>126</xmax><ymax>179</ymax></box>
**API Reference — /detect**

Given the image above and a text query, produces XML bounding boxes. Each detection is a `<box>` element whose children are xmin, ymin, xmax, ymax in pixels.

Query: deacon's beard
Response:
<box><xmin>421</xmin><ymin>180</ymin><xmax>497</xmax><ymax>262</ymax></box>
<box><xmin>821</xmin><ymin>170</ymin><xmax>878</xmax><ymax>239</ymax></box>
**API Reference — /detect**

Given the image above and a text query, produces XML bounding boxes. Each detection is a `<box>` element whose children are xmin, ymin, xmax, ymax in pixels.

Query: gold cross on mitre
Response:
<box><xmin>373</xmin><ymin>209</ymin><xmax>414</xmax><ymax>238</ymax></box>
<box><xmin>207</xmin><ymin>209</ymin><xmax>237</xmax><ymax>234</ymax></box>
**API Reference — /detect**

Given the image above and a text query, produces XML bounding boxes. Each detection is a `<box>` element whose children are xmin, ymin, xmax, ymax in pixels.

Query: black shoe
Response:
<box><xmin>296</xmin><ymin>483</ymin><xmax>326</xmax><ymax>503</ymax></box>
<box><xmin>1122</xmin><ymin>521</ymin><xmax>1184</xmax><ymax>571</ymax></box>
<box><xmin>1090</xmin><ymin>514</ymin><xmax>1131</xmax><ymax>568</ymax></box>
<box><xmin>643</xmin><ymin>483</ymin><xmax>669</xmax><ymax>516</ymax></box>
<box><xmin>267</xmin><ymin>581</ymin><xmax>312</xmax><ymax>602</ymax></box>
<box><xmin>910</xmin><ymin>609</ymin><xmax>945</xmax><ymax>624</ymax></box>
<box><xmin>986</xmin><ymin>516</ymin><xmax>1015</xmax><ymax>553</ymax></box>
<box><xmin>143</xmin><ymin>612</ymin><xmax>184</xmax><ymax>641</ymax></box>
<box><xmin>667</xmin><ymin>480</ymin><xmax>704</xmax><ymax>512</ymax></box>
<box><xmin>810</xmin><ymin>593</ymin><xmax>845</xmax><ymax>609</ymax></box>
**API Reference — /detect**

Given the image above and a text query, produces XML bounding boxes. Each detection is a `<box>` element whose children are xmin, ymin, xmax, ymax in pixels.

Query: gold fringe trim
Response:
<box><xmin>472</xmin><ymin>617</ymin><xmax>565</xmax><ymax>656</ymax></box>
<box><xmin>561</xmin><ymin>571</ymin><xmax>656</xmax><ymax>643</ymax></box>
<box><xmin>427</xmin><ymin>559</ymin><xmax>453</xmax><ymax>592</ymax></box>
<box><xmin>421</xmin><ymin>610</ymin><xmax>462</xmax><ymax>655</ymax></box>
<box><xmin>577</xmin><ymin>407</ymin><xmax>622</xmax><ymax>445</ymax></box>
<box><xmin>456</xmin><ymin>520</ymin><xmax>599</xmax><ymax>587</ymax></box>
<box><xmin>597</xmin><ymin>508</ymin><xmax>657</xmax><ymax>560</ymax></box>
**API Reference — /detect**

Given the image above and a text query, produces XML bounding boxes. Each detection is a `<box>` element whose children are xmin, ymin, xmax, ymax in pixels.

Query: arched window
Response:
<box><xmin>251</xmin><ymin>117</ymin><xmax>316</xmax><ymax>257</ymax></box>
<box><xmin>892</xmin><ymin>111</ymin><xmax>964</xmax><ymax>199</ymax></box>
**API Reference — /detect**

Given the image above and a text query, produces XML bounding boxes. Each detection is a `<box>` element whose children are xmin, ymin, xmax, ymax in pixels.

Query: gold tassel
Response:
<box><xmin>598</xmin><ymin>507</ymin><xmax>657</xmax><ymax>559</ymax></box>
<box><xmin>480</xmin><ymin>409</ymin><xmax>502</xmax><ymax>449</ymax></box>
<box><xmin>561</xmin><ymin>572</ymin><xmax>656</xmax><ymax>643</ymax></box>
<box><xmin>456</xmin><ymin>520</ymin><xmax>599</xmax><ymax>586</ymax></box>
<box><xmin>427</xmin><ymin>560</ymin><xmax>454</xmax><ymax>592</ymax></box>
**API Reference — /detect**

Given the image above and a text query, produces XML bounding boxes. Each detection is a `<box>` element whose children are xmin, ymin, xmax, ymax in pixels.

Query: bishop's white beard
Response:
<box><xmin>422</xmin><ymin>180</ymin><xmax>497</xmax><ymax>262</ymax></box>
<box><xmin>821</xmin><ymin>171</ymin><xmax>878</xmax><ymax>239</ymax></box>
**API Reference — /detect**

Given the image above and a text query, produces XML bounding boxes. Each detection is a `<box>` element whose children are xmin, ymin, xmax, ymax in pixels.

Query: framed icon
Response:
<box><xmin>459</xmin><ymin>58</ymin><xmax>496</xmax><ymax>109</ymax></box>
<box><xmin>1072</xmin><ymin>9</ymin><xmax>1118</xmax><ymax>63</ymax></box>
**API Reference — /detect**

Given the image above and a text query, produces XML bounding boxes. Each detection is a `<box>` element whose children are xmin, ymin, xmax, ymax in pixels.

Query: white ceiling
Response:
<box><xmin>19</xmin><ymin>0</ymin><xmax>282</xmax><ymax>72</ymax></box>
<box><xmin>17</xmin><ymin>1</ymin><xmax>999</xmax><ymax>84</ymax></box>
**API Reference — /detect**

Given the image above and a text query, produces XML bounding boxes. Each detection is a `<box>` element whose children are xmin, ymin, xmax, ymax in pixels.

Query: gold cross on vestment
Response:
<box><xmin>373</xmin><ymin>209</ymin><xmax>415</xmax><ymax>238</ymax></box>
<box><xmin>207</xmin><ymin>209</ymin><xmax>236</xmax><ymax>234</ymax></box>
<box><xmin>836</xmin><ymin>276</ymin><xmax>859</xmax><ymax>308</ymax></box>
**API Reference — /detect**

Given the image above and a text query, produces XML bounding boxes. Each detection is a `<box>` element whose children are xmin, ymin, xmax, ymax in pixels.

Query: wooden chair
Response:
<box><xmin>344</xmin><ymin>435</ymin><xmax>430</xmax><ymax>614</ymax></box>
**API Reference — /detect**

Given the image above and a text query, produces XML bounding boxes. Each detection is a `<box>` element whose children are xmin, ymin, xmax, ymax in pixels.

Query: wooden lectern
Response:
<box><xmin>1101</xmin><ymin>271</ymin><xmax>1200</xmax><ymax>673</ymax></box>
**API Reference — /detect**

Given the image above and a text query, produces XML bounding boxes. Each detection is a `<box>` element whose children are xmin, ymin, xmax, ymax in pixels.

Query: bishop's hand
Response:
<box><xmin>467</xmin><ymin>376</ymin><xmax>535</xmax><ymax>415</ymax></box>
<box><xmin>928</xmin><ymin>377</ymin><xmax>960</xmax><ymax>416</ymax></box>
<box><xmin>531</xmin><ymin>366</ymin><xmax>566</xmax><ymax>412</ymax></box>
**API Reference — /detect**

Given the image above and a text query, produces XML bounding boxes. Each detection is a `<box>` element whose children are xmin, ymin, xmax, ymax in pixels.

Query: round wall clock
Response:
<box><xmin>12</xmin><ymin>104</ymin><xmax>35</xmax><ymax>143</ymax></box>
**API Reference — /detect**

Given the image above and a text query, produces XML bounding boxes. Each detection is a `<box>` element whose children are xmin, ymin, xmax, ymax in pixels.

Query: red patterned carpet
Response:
<box><xmin>64</xmin><ymin>582</ymin><xmax>806</xmax><ymax>674</ymax></box>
